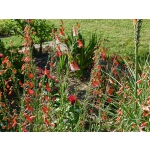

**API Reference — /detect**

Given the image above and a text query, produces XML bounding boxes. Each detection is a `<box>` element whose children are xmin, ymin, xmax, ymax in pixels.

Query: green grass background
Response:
<box><xmin>1</xmin><ymin>19</ymin><xmax>150</xmax><ymax>59</ymax></box>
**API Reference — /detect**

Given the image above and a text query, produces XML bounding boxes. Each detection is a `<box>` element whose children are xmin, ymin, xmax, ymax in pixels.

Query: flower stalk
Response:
<box><xmin>134</xmin><ymin>19</ymin><xmax>142</xmax><ymax>98</ymax></box>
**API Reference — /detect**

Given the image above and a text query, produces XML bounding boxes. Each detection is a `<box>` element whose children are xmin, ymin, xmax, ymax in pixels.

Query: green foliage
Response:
<box><xmin>0</xmin><ymin>20</ymin><xmax>14</xmax><ymax>36</ymax></box>
<box><xmin>66</xmin><ymin>27</ymin><xmax>99</xmax><ymax>78</ymax></box>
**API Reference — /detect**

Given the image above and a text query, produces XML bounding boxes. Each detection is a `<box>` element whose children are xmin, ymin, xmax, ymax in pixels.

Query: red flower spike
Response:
<box><xmin>77</xmin><ymin>39</ymin><xmax>84</xmax><ymax>48</ymax></box>
<box><xmin>27</xmin><ymin>88</ymin><xmax>35</xmax><ymax>95</ymax></box>
<box><xmin>148</xmin><ymin>81</ymin><xmax>150</xmax><ymax>86</ymax></box>
<box><xmin>68</xmin><ymin>95</ymin><xmax>77</xmax><ymax>105</ymax></box>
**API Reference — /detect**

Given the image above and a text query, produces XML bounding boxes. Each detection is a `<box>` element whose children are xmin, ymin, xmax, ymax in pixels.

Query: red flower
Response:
<box><xmin>0</xmin><ymin>53</ymin><xmax>4</xmax><ymax>58</ymax></box>
<box><xmin>22</xmin><ymin>127</ymin><xmax>28</xmax><ymax>132</ymax></box>
<box><xmin>24</xmin><ymin>56</ymin><xmax>30</xmax><ymax>63</ymax></box>
<box><xmin>46</xmin><ymin>82</ymin><xmax>51</xmax><ymax>92</ymax></box>
<box><xmin>52</xmin><ymin>97</ymin><xmax>56</xmax><ymax>101</ymax></box>
<box><xmin>137</xmin><ymin>79</ymin><xmax>142</xmax><ymax>84</ymax></box>
<box><xmin>92</xmin><ymin>80</ymin><xmax>99</xmax><ymax>87</ymax></box>
<box><xmin>42</xmin><ymin>106</ymin><xmax>50</xmax><ymax>115</ymax></box>
<box><xmin>108</xmin><ymin>89</ymin><xmax>114</xmax><ymax>95</ymax></box>
<box><xmin>77</xmin><ymin>39</ymin><xmax>84</xmax><ymax>48</ymax></box>
<box><xmin>68</xmin><ymin>95</ymin><xmax>77</xmax><ymax>105</ymax></box>
<box><xmin>56</xmin><ymin>50</ymin><xmax>62</xmax><ymax>57</ymax></box>
<box><xmin>26</xmin><ymin>103</ymin><xmax>34</xmax><ymax>111</ymax></box>
<box><xmin>73</xmin><ymin>26</ymin><xmax>77</xmax><ymax>36</ymax></box>
<box><xmin>28</xmin><ymin>73</ymin><xmax>34</xmax><ymax>79</ymax></box>
<box><xmin>27</xmin><ymin>88</ymin><xmax>35</xmax><ymax>95</ymax></box>
<box><xmin>55</xmin><ymin>35</ymin><xmax>61</xmax><ymax>42</ymax></box>
<box><xmin>107</xmin><ymin>98</ymin><xmax>112</xmax><ymax>103</ymax></box>
<box><xmin>19</xmin><ymin>80</ymin><xmax>24</xmax><ymax>88</ymax></box>
<box><xmin>60</xmin><ymin>29</ymin><xmax>65</xmax><ymax>36</ymax></box>
<box><xmin>25</xmin><ymin>114</ymin><xmax>35</xmax><ymax>122</ymax></box>
<box><xmin>69</xmin><ymin>61</ymin><xmax>80</xmax><ymax>71</ymax></box>
<box><xmin>44</xmin><ymin>117</ymin><xmax>50</xmax><ymax>125</ymax></box>
<box><xmin>12</xmin><ymin>117</ymin><xmax>17</xmax><ymax>127</ymax></box>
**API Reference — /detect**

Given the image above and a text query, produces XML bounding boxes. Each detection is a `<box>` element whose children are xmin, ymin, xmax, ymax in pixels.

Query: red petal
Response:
<box><xmin>27</xmin><ymin>89</ymin><xmax>35</xmax><ymax>95</ymax></box>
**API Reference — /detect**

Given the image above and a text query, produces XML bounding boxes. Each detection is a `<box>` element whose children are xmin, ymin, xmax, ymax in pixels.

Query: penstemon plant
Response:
<box><xmin>65</xmin><ymin>24</ymin><xmax>99</xmax><ymax>79</ymax></box>
<box><xmin>133</xmin><ymin>19</ymin><xmax>142</xmax><ymax>98</ymax></box>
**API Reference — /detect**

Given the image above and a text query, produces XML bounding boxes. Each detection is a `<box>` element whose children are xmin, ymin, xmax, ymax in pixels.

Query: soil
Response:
<box><xmin>33</xmin><ymin>52</ymin><xmax>92</xmax><ymax>101</ymax></box>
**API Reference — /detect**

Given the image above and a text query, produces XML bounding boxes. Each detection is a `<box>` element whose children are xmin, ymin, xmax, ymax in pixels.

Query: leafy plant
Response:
<box><xmin>65</xmin><ymin>25</ymin><xmax>99</xmax><ymax>78</ymax></box>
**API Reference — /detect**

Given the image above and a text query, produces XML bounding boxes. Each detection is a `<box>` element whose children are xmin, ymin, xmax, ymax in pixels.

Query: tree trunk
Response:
<box><xmin>39</xmin><ymin>39</ymin><xmax>43</xmax><ymax>55</ymax></box>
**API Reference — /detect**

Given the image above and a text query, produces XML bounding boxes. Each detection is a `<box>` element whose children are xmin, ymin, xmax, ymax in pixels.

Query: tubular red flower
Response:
<box><xmin>25</xmin><ymin>114</ymin><xmax>35</xmax><ymax>122</ymax></box>
<box><xmin>69</xmin><ymin>61</ymin><xmax>80</xmax><ymax>71</ymax></box>
<box><xmin>68</xmin><ymin>95</ymin><xmax>77</xmax><ymax>105</ymax></box>
<box><xmin>0</xmin><ymin>53</ymin><xmax>4</xmax><ymax>58</ymax></box>
<box><xmin>56</xmin><ymin>50</ymin><xmax>62</xmax><ymax>57</ymax></box>
<box><xmin>60</xmin><ymin>29</ymin><xmax>65</xmax><ymax>36</ymax></box>
<box><xmin>28</xmin><ymin>73</ymin><xmax>34</xmax><ymax>79</ymax></box>
<box><xmin>46</xmin><ymin>83</ymin><xmax>51</xmax><ymax>92</ymax></box>
<box><xmin>73</xmin><ymin>26</ymin><xmax>77</xmax><ymax>36</ymax></box>
<box><xmin>27</xmin><ymin>88</ymin><xmax>35</xmax><ymax>95</ymax></box>
<box><xmin>77</xmin><ymin>39</ymin><xmax>84</xmax><ymax>48</ymax></box>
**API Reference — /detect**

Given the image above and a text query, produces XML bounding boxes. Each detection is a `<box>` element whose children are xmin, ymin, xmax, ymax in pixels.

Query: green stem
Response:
<box><xmin>134</xmin><ymin>19</ymin><xmax>142</xmax><ymax>99</ymax></box>
<box><xmin>135</xmin><ymin>35</ymin><xmax>138</xmax><ymax>99</ymax></box>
